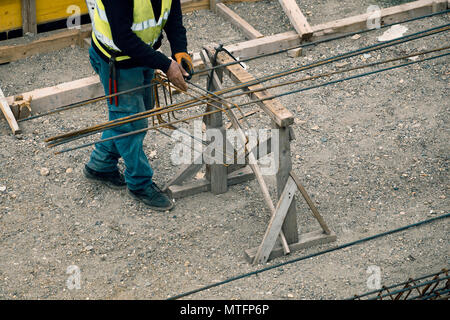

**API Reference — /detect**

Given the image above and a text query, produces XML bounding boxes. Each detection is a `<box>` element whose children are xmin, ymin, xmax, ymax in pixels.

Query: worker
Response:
<box><xmin>83</xmin><ymin>0</ymin><xmax>194</xmax><ymax>211</ymax></box>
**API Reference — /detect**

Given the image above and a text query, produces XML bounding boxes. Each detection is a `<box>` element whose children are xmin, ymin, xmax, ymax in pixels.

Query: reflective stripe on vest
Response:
<box><xmin>93</xmin><ymin>0</ymin><xmax>172</xmax><ymax>60</ymax></box>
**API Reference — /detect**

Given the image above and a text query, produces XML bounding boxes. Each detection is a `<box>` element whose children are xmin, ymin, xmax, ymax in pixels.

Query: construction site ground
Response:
<box><xmin>0</xmin><ymin>0</ymin><xmax>448</xmax><ymax>300</ymax></box>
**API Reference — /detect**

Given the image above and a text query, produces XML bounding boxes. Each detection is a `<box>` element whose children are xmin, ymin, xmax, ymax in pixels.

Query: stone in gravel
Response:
<box><xmin>351</xmin><ymin>34</ymin><xmax>361</xmax><ymax>40</ymax></box>
<box><xmin>66</xmin><ymin>168</ymin><xmax>73</xmax><ymax>174</ymax></box>
<box><xmin>311</xmin><ymin>125</ymin><xmax>320</xmax><ymax>131</ymax></box>
<box><xmin>336</xmin><ymin>62</ymin><xmax>349</xmax><ymax>68</ymax></box>
<box><xmin>0</xmin><ymin>186</ymin><xmax>6</xmax><ymax>192</ymax></box>
<box><xmin>40</xmin><ymin>168</ymin><xmax>50</xmax><ymax>176</ymax></box>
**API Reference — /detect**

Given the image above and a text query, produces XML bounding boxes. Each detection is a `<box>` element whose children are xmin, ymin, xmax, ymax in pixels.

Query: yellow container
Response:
<box><xmin>0</xmin><ymin>0</ymin><xmax>89</xmax><ymax>33</ymax></box>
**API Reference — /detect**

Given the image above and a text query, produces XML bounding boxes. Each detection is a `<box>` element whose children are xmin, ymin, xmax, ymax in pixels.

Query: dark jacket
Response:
<box><xmin>92</xmin><ymin>0</ymin><xmax>187</xmax><ymax>72</ymax></box>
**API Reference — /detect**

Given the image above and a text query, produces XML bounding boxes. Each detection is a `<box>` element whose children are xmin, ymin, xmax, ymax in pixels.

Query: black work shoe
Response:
<box><xmin>83</xmin><ymin>165</ymin><xmax>126</xmax><ymax>190</ymax></box>
<box><xmin>127</xmin><ymin>183</ymin><xmax>174</xmax><ymax>211</ymax></box>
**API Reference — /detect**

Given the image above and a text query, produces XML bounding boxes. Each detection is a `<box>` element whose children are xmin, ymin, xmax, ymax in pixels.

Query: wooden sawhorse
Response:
<box><xmin>164</xmin><ymin>46</ymin><xmax>336</xmax><ymax>264</ymax></box>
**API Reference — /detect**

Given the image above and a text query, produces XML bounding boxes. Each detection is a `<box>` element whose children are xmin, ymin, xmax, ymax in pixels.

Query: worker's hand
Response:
<box><xmin>174</xmin><ymin>52</ymin><xmax>194</xmax><ymax>80</ymax></box>
<box><xmin>166</xmin><ymin>60</ymin><xmax>188</xmax><ymax>92</ymax></box>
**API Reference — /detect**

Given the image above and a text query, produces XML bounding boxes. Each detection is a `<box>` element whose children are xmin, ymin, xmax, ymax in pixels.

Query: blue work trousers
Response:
<box><xmin>86</xmin><ymin>46</ymin><xmax>155</xmax><ymax>191</ymax></box>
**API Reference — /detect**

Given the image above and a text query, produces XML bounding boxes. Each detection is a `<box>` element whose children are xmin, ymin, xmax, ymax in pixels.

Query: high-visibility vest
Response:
<box><xmin>92</xmin><ymin>0</ymin><xmax>172</xmax><ymax>61</ymax></box>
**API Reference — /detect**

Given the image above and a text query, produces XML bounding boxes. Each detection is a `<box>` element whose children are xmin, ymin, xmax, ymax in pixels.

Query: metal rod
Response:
<box><xmin>19</xmin><ymin>21</ymin><xmax>450</xmax><ymax>123</ymax></box>
<box><xmin>48</xmin><ymin>50</ymin><xmax>449</xmax><ymax>152</ymax></box>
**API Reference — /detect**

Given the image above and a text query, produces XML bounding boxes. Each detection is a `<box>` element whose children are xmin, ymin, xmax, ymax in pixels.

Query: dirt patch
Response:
<box><xmin>0</xmin><ymin>1</ymin><xmax>448</xmax><ymax>300</ymax></box>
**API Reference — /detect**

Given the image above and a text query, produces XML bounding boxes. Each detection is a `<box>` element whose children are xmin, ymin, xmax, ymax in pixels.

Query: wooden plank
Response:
<box><xmin>216</xmin><ymin>3</ymin><xmax>263</xmax><ymax>40</ymax></box>
<box><xmin>220</xmin><ymin>96</ymin><xmax>291</xmax><ymax>256</ymax></box>
<box><xmin>201</xmin><ymin>51</ymin><xmax>291</xmax><ymax>255</ymax></box>
<box><xmin>290</xmin><ymin>171</ymin><xmax>331</xmax><ymax>235</ymax></box>
<box><xmin>278</xmin><ymin>0</ymin><xmax>313</xmax><ymax>39</ymax></box>
<box><xmin>213</xmin><ymin>50</ymin><xmax>294</xmax><ymax>127</ymax></box>
<box><xmin>275</xmin><ymin>124</ymin><xmax>298</xmax><ymax>246</ymax></box>
<box><xmin>311</xmin><ymin>0</ymin><xmax>448</xmax><ymax>36</ymax></box>
<box><xmin>222</xmin><ymin>0</ymin><xmax>448</xmax><ymax>59</ymax></box>
<box><xmin>245</xmin><ymin>229</ymin><xmax>337</xmax><ymax>263</ymax></box>
<box><xmin>0</xmin><ymin>24</ymin><xmax>92</xmax><ymax>64</ymax></box>
<box><xmin>163</xmin><ymin>140</ymin><xmax>219</xmax><ymax>191</ymax></box>
<box><xmin>0</xmin><ymin>87</ymin><xmax>21</xmax><ymax>134</ymax></box>
<box><xmin>167</xmin><ymin>165</ymin><xmax>254</xmax><ymax>199</ymax></box>
<box><xmin>21</xmin><ymin>0</ymin><xmax>37</xmax><ymax>35</ymax></box>
<box><xmin>163</xmin><ymin>163</ymin><xmax>203</xmax><ymax>192</ymax></box>
<box><xmin>6</xmin><ymin>75</ymin><xmax>103</xmax><ymax>117</ymax></box>
<box><xmin>226</xmin><ymin>136</ymin><xmax>272</xmax><ymax>174</ymax></box>
<box><xmin>181</xmin><ymin>0</ymin><xmax>211</xmax><ymax>13</ymax></box>
<box><xmin>253</xmin><ymin>176</ymin><xmax>297</xmax><ymax>264</ymax></box>
<box><xmin>224</xmin><ymin>30</ymin><xmax>301</xmax><ymax>59</ymax></box>
<box><xmin>202</xmin><ymin>49</ymin><xmax>228</xmax><ymax>195</ymax></box>
<box><xmin>5</xmin><ymin>0</ymin><xmax>443</xmax><ymax>120</ymax></box>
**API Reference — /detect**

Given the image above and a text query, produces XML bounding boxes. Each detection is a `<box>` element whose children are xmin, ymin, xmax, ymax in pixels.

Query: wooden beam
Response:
<box><xmin>6</xmin><ymin>76</ymin><xmax>103</xmax><ymax>118</ymax></box>
<box><xmin>21</xmin><ymin>0</ymin><xmax>37</xmax><ymax>35</ymax></box>
<box><xmin>253</xmin><ymin>176</ymin><xmax>297</xmax><ymax>264</ymax></box>
<box><xmin>213</xmin><ymin>49</ymin><xmax>294</xmax><ymax>127</ymax></box>
<box><xmin>290</xmin><ymin>171</ymin><xmax>331</xmax><ymax>235</ymax></box>
<box><xmin>0</xmin><ymin>87</ymin><xmax>21</xmax><ymax>134</ymax></box>
<box><xmin>5</xmin><ymin>0</ymin><xmax>445</xmax><ymax>121</ymax></box>
<box><xmin>2</xmin><ymin>0</ymin><xmax>446</xmax><ymax>66</ymax></box>
<box><xmin>311</xmin><ymin>0</ymin><xmax>448</xmax><ymax>37</ymax></box>
<box><xmin>216</xmin><ymin>3</ymin><xmax>263</xmax><ymax>40</ymax></box>
<box><xmin>224</xmin><ymin>30</ymin><xmax>300</xmax><ymax>59</ymax></box>
<box><xmin>222</xmin><ymin>0</ymin><xmax>448</xmax><ymax>59</ymax></box>
<box><xmin>278</xmin><ymin>0</ymin><xmax>313</xmax><ymax>39</ymax></box>
<box><xmin>181</xmin><ymin>0</ymin><xmax>211</xmax><ymax>13</ymax></box>
<box><xmin>0</xmin><ymin>25</ymin><xmax>92</xmax><ymax>64</ymax></box>
<box><xmin>167</xmin><ymin>165</ymin><xmax>254</xmax><ymax>199</ymax></box>
<box><xmin>245</xmin><ymin>229</ymin><xmax>337</xmax><ymax>263</ymax></box>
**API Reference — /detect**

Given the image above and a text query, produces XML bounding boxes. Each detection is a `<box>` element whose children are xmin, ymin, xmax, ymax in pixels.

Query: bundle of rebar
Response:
<box><xmin>33</xmin><ymin>21</ymin><xmax>449</xmax><ymax>154</ymax></box>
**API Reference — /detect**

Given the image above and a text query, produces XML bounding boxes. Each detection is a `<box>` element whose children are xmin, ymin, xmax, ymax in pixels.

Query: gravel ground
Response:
<box><xmin>0</xmin><ymin>1</ymin><xmax>449</xmax><ymax>300</ymax></box>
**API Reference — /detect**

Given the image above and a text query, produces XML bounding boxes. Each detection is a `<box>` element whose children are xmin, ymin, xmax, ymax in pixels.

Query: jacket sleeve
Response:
<box><xmin>163</xmin><ymin>0</ymin><xmax>188</xmax><ymax>57</ymax></box>
<box><xmin>102</xmin><ymin>0</ymin><xmax>172</xmax><ymax>73</ymax></box>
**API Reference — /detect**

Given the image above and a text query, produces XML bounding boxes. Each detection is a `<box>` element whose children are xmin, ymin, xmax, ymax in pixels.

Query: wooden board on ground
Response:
<box><xmin>0</xmin><ymin>25</ymin><xmax>92</xmax><ymax>64</ymax></box>
<box><xmin>223</xmin><ymin>0</ymin><xmax>448</xmax><ymax>58</ymax></box>
<box><xmin>6</xmin><ymin>75</ymin><xmax>103</xmax><ymax>118</ymax></box>
<box><xmin>311</xmin><ymin>0</ymin><xmax>448</xmax><ymax>37</ymax></box>
<box><xmin>216</xmin><ymin>3</ymin><xmax>263</xmax><ymax>40</ymax></box>
<box><xmin>278</xmin><ymin>0</ymin><xmax>313</xmax><ymax>39</ymax></box>
<box><xmin>0</xmin><ymin>87</ymin><xmax>21</xmax><ymax>134</ymax></box>
<box><xmin>245</xmin><ymin>229</ymin><xmax>337</xmax><ymax>263</ymax></box>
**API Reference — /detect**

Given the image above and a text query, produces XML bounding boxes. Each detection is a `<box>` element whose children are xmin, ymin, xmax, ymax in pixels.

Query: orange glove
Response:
<box><xmin>174</xmin><ymin>52</ymin><xmax>194</xmax><ymax>80</ymax></box>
